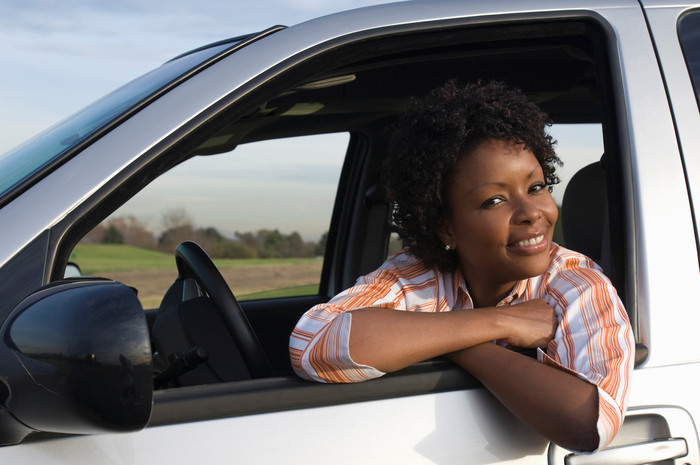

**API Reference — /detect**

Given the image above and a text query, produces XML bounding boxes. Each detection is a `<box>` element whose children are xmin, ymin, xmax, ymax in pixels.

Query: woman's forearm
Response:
<box><xmin>348</xmin><ymin>300</ymin><xmax>556</xmax><ymax>373</ymax></box>
<box><xmin>448</xmin><ymin>343</ymin><xmax>599</xmax><ymax>452</ymax></box>
<box><xmin>348</xmin><ymin>307</ymin><xmax>500</xmax><ymax>372</ymax></box>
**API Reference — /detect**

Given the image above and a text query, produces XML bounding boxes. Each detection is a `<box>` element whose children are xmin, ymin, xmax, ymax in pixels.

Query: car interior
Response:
<box><xmin>52</xmin><ymin>16</ymin><xmax>639</xmax><ymax>424</ymax></box>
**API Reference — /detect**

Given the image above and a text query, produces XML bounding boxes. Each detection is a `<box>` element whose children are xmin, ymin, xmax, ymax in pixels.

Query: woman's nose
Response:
<box><xmin>511</xmin><ymin>195</ymin><xmax>543</xmax><ymax>224</ymax></box>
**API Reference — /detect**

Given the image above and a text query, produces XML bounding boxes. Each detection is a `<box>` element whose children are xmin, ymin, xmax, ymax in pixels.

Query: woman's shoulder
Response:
<box><xmin>546</xmin><ymin>243</ymin><xmax>610</xmax><ymax>284</ymax></box>
<box><xmin>549</xmin><ymin>243</ymin><xmax>602</xmax><ymax>269</ymax></box>
<box><xmin>368</xmin><ymin>248</ymin><xmax>438</xmax><ymax>282</ymax></box>
<box><xmin>380</xmin><ymin>248</ymin><xmax>430</xmax><ymax>272</ymax></box>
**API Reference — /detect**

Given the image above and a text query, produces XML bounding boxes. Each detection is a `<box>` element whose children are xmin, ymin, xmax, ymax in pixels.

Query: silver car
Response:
<box><xmin>1</xmin><ymin>0</ymin><xmax>699</xmax><ymax>463</ymax></box>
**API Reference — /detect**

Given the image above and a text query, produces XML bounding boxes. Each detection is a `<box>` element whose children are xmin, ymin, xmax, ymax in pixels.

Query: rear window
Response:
<box><xmin>679</xmin><ymin>9</ymin><xmax>700</xmax><ymax>110</ymax></box>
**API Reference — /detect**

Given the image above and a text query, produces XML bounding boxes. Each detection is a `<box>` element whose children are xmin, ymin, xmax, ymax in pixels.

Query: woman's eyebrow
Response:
<box><xmin>466</xmin><ymin>181</ymin><xmax>506</xmax><ymax>195</ymax></box>
<box><xmin>466</xmin><ymin>165</ymin><xmax>542</xmax><ymax>195</ymax></box>
<box><xmin>526</xmin><ymin>165</ymin><xmax>539</xmax><ymax>178</ymax></box>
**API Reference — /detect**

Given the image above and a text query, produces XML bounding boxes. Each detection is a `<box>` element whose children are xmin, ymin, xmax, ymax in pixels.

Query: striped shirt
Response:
<box><xmin>289</xmin><ymin>244</ymin><xmax>634</xmax><ymax>450</ymax></box>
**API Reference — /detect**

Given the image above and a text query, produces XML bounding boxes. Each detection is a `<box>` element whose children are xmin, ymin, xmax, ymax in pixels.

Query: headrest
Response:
<box><xmin>561</xmin><ymin>160</ymin><xmax>608</xmax><ymax>264</ymax></box>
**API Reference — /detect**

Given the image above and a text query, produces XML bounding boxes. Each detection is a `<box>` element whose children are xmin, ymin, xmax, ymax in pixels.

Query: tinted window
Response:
<box><xmin>679</xmin><ymin>10</ymin><xmax>700</xmax><ymax>109</ymax></box>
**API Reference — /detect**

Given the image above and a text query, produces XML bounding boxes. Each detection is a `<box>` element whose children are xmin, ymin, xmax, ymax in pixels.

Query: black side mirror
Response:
<box><xmin>0</xmin><ymin>279</ymin><xmax>153</xmax><ymax>446</ymax></box>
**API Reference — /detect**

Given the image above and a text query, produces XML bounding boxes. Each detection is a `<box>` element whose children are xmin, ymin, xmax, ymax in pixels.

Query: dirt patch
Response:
<box><xmin>102</xmin><ymin>261</ymin><xmax>323</xmax><ymax>308</ymax></box>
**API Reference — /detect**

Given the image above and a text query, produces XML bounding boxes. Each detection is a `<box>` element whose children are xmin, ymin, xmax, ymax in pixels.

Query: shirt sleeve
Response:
<box><xmin>540</xmin><ymin>253</ymin><xmax>635</xmax><ymax>451</ymax></box>
<box><xmin>289</xmin><ymin>260</ymin><xmax>410</xmax><ymax>383</ymax></box>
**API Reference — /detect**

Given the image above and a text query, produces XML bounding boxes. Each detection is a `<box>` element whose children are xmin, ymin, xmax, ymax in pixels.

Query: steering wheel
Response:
<box><xmin>174</xmin><ymin>241</ymin><xmax>272</xmax><ymax>378</ymax></box>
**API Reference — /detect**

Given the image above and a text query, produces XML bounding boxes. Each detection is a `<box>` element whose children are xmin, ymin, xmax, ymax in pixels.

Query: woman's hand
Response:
<box><xmin>490</xmin><ymin>299</ymin><xmax>557</xmax><ymax>348</ymax></box>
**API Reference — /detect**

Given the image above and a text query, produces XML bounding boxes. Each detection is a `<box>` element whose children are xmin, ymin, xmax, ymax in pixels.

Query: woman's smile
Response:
<box><xmin>508</xmin><ymin>232</ymin><xmax>548</xmax><ymax>252</ymax></box>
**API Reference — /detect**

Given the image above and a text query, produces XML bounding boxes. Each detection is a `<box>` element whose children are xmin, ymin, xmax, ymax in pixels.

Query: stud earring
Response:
<box><xmin>445</xmin><ymin>244</ymin><xmax>451</xmax><ymax>251</ymax></box>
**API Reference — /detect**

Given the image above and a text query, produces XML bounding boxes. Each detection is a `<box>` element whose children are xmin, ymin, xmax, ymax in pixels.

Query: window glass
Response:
<box><xmin>548</xmin><ymin>123</ymin><xmax>604</xmax><ymax>245</ymax></box>
<box><xmin>0</xmin><ymin>41</ymin><xmax>237</xmax><ymax>201</ymax></box>
<box><xmin>70</xmin><ymin>133</ymin><xmax>348</xmax><ymax>309</ymax></box>
<box><xmin>679</xmin><ymin>10</ymin><xmax>700</xmax><ymax>110</ymax></box>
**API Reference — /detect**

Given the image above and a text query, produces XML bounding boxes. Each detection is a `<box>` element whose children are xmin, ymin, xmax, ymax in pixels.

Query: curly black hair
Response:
<box><xmin>384</xmin><ymin>80</ymin><xmax>561</xmax><ymax>272</ymax></box>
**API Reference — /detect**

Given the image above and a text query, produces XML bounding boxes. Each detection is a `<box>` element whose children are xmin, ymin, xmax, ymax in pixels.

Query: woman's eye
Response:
<box><xmin>481</xmin><ymin>197</ymin><xmax>504</xmax><ymax>208</ymax></box>
<box><xmin>529</xmin><ymin>182</ymin><xmax>546</xmax><ymax>194</ymax></box>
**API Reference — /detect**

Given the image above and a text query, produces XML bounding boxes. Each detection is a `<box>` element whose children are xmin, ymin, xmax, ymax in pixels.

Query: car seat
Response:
<box><xmin>561</xmin><ymin>156</ymin><xmax>612</xmax><ymax>274</ymax></box>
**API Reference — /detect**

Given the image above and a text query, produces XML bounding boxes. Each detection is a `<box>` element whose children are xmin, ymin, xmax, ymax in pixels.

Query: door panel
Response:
<box><xmin>549</xmin><ymin>407</ymin><xmax>700</xmax><ymax>465</ymax></box>
<box><xmin>2</xmin><ymin>390</ymin><xmax>551</xmax><ymax>465</ymax></box>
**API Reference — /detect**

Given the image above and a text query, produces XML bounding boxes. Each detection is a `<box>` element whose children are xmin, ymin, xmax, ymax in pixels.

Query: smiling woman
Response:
<box><xmin>290</xmin><ymin>80</ymin><xmax>634</xmax><ymax>453</ymax></box>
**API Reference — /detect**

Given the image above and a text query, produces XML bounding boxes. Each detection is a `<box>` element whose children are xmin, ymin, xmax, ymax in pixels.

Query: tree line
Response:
<box><xmin>81</xmin><ymin>209</ymin><xmax>327</xmax><ymax>259</ymax></box>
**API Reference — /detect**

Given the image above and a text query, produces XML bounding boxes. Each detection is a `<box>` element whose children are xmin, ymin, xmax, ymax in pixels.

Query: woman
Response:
<box><xmin>289</xmin><ymin>80</ymin><xmax>634</xmax><ymax>453</ymax></box>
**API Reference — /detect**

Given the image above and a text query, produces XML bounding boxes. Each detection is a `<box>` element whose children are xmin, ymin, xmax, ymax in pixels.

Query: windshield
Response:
<box><xmin>0</xmin><ymin>39</ymin><xmax>242</xmax><ymax>204</ymax></box>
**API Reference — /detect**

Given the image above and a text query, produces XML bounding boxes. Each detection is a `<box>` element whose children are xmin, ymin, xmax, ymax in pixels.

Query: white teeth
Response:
<box><xmin>514</xmin><ymin>235</ymin><xmax>544</xmax><ymax>247</ymax></box>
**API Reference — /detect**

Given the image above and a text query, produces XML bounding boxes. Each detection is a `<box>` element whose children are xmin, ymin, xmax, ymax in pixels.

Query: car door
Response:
<box><xmin>3</xmin><ymin>1</ymin><xmax>700</xmax><ymax>464</ymax></box>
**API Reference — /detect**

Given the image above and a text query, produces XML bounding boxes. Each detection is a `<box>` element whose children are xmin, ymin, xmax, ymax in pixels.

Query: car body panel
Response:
<box><xmin>641</xmin><ymin>1</ymin><xmax>700</xmax><ymax>259</ymax></box>
<box><xmin>602</xmin><ymin>1</ymin><xmax>700</xmax><ymax>369</ymax></box>
<box><xmin>1</xmin><ymin>390</ymin><xmax>549</xmax><ymax>465</ymax></box>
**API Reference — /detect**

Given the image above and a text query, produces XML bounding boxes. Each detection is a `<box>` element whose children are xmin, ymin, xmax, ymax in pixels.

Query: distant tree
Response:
<box><xmin>201</xmin><ymin>227</ymin><xmax>224</xmax><ymax>242</ymax></box>
<box><xmin>161</xmin><ymin>207</ymin><xmax>193</xmax><ymax>232</ymax></box>
<box><xmin>158</xmin><ymin>208</ymin><xmax>195</xmax><ymax>252</ymax></box>
<box><xmin>106</xmin><ymin>215</ymin><xmax>156</xmax><ymax>248</ymax></box>
<box><xmin>159</xmin><ymin>225</ymin><xmax>195</xmax><ymax>252</ymax></box>
<box><xmin>232</xmin><ymin>228</ymin><xmax>318</xmax><ymax>258</ymax></box>
<box><xmin>260</xmin><ymin>229</ymin><xmax>285</xmax><ymax>258</ymax></box>
<box><xmin>217</xmin><ymin>240</ymin><xmax>258</xmax><ymax>259</ymax></box>
<box><xmin>102</xmin><ymin>225</ymin><xmax>123</xmax><ymax>244</ymax></box>
<box><xmin>235</xmin><ymin>231</ymin><xmax>257</xmax><ymax>249</ymax></box>
<box><xmin>81</xmin><ymin>224</ymin><xmax>106</xmax><ymax>244</ymax></box>
<box><xmin>79</xmin><ymin>206</ymin><xmax>327</xmax><ymax>260</ymax></box>
<box><xmin>191</xmin><ymin>227</ymin><xmax>240</xmax><ymax>258</ymax></box>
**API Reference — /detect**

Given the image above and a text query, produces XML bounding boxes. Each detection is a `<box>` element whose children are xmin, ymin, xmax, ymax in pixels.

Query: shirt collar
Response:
<box><xmin>454</xmin><ymin>267</ymin><xmax>528</xmax><ymax>308</ymax></box>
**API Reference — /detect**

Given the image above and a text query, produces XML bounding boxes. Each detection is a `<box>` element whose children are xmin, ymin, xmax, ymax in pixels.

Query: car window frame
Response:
<box><xmin>37</xmin><ymin>10</ymin><xmax>633</xmax><ymax>423</ymax></box>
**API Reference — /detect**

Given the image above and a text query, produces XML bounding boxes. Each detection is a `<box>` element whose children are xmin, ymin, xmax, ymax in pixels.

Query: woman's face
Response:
<box><xmin>440</xmin><ymin>139</ymin><xmax>559</xmax><ymax>306</ymax></box>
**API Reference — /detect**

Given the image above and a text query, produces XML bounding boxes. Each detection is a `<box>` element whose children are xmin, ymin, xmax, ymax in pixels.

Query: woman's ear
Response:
<box><xmin>437</xmin><ymin>218</ymin><xmax>455</xmax><ymax>251</ymax></box>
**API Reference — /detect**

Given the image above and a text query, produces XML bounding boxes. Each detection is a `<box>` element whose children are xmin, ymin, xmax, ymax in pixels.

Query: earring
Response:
<box><xmin>445</xmin><ymin>244</ymin><xmax>451</xmax><ymax>251</ymax></box>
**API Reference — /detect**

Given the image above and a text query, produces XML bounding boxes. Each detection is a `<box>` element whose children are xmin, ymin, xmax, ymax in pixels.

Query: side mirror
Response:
<box><xmin>63</xmin><ymin>261</ymin><xmax>83</xmax><ymax>278</ymax></box>
<box><xmin>0</xmin><ymin>279</ymin><xmax>153</xmax><ymax>446</ymax></box>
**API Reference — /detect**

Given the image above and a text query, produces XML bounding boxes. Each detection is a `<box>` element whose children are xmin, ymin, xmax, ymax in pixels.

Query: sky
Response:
<box><xmin>0</xmin><ymin>0</ymin><xmax>602</xmax><ymax>240</ymax></box>
<box><xmin>0</xmin><ymin>0</ymin><xmax>399</xmax><ymax>154</ymax></box>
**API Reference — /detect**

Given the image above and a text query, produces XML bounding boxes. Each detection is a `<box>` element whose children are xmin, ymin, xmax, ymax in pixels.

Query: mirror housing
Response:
<box><xmin>0</xmin><ymin>279</ymin><xmax>153</xmax><ymax>446</ymax></box>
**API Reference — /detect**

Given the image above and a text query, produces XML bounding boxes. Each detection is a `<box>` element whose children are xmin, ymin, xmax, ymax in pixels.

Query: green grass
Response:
<box><xmin>71</xmin><ymin>244</ymin><xmax>321</xmax><ymax>274</ymax></box>
<box><xmin>71</xmin><ymin>244</ymin><xmax>174</xmax><ymax>274</ymax></box>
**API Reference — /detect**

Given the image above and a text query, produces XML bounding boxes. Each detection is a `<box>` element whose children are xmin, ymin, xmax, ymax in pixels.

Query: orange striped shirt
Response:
<box><xmin>289</xmin><ymin>244</ymin><xmax>634</xmax><ymax>449</ymax></box>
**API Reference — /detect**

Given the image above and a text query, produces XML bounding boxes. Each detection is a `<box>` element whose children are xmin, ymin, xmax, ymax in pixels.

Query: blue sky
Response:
<box><xmin>0</xmin><ymin>0</ymin><xmax>398</xmax><ymax>155</ymax></box>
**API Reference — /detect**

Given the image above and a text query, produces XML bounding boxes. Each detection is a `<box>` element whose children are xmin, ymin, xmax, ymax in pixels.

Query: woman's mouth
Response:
<box><xmin>512</xmin><ymin>235</ymin><xmax>545</xmax><ymax>248</ymax></box>
<box><xmin>507</xmin><ymin>233</ymin><xmax>550</xmax><ymax>255</ymax></box>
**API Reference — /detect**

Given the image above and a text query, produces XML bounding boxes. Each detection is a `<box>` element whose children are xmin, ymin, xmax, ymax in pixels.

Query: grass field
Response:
<box><xmin>71</xmin><ymin>244</ymin><xmax>323</xmax><ymax>308</ymax></box>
